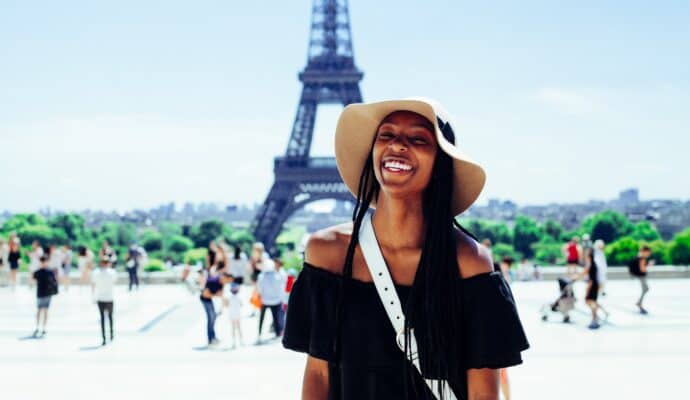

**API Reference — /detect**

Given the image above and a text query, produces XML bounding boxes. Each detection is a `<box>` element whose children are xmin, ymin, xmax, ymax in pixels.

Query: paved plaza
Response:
<box><xmin>1</xmin><ymin>277</ymin><xmax>688</xmax><ymax>399</ymax></box>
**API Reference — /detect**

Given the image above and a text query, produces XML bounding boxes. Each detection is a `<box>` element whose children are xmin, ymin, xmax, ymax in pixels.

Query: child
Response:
<box><xmin>33</xmin><ymin>254</ymin><xmax>58</xmax><ymax>337</ymax></box>
<box><xmin>227</xmin><ymin>282</ymin><xmax>244</xmax><ymax>348</ymax></box>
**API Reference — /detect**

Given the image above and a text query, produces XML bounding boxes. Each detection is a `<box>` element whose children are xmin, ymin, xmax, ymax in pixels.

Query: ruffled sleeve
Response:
<box><xmin>460</xmin><ymin>272</ymin><xmax>529</xmax><ymax>369</ymax></box>
<box><xmin>282</xmin><ymin>263</ymin><xmax>338</xmax><ymax>362</ymax></box>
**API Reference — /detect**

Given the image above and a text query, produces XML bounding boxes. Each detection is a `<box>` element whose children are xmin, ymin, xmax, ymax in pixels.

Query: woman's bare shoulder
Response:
<box><xmin>454</xmin><ymin>228</ymin><xmax>494</xmax><ymax>279</ymax></box>
<box><xmin>304</xmin><ymin>222</ymin><xmax>353</xmax><ymax>275</ymax></box>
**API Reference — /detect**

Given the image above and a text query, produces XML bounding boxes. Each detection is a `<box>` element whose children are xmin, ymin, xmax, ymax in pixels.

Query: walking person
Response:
<box><xmin>48</xmin><ymin>244</ymin><xmax>63</xmax><ymax>285</ymax></box>
<box><xmin>99</xmin><ymin>241</ymin><xmax>117</xmax><ymax>266</ymax></box>
<box><xmin>629</xmin><ymin>245</ymin><xmax>653</xmax><ymax>314</ymax></box>
<box><xmin>576</xmin><ymin>248</ymin><xmax>609</xmax><ymax>329</ymax></box>
<box><xmin>77</xmin><ymin>246</ymin><xmax>95</xmax><ymax>286</ymax></box>
<box><xmin>61</xmin><ymin>244</ymin><xmax>73</xmax><ymax>291</ymax></box>
<box><xmin>32</xmin><ymin>255</ymin><xmax>58</xmax><ymax>337</ymax></box>
<box><xmin>0</xmin><ymin>237</ymin><xmax>8</xmax><ymax>286</ymax></box>
<box><xmin>228</xmin><ymin>245</ymin><xmax>248</xmax><ymax>287</ymax></box>
<box><xmin>206</xmin><ymin>241</ymin><xmax>217</xmax><ymax>270</ymax></box>
<box><xmin>256</xmin><ymin>260</ymin><xmax>287</xmax><ymax>344</ymax></box>
<box><xmin>593</xmin><ymin>240</ymin><xmax>608</xmax><ymax>296</ymax></box>
<box><xmin>126</xmin><ymin>242</ymin><xmax>141</xmax><ymax>291</ymax></box>
<box><xmin>199</xmin><ymin>270</ymin><xmax>231</xmax><ymax>348</ymax></box>
<box><xmin>27</xmin><ymin>241</ymin><xmax>44</xmax><ymax>288</ymax></box>
<box><xmin>226</xmin><ymin>282</ymin><xmax>244</xmax><ymax>348</ymax></box>
<box><xmin>283</xmin><ymin>98</ymin><xmax>529</xmax><ymax>399</ymax></box>
<box><xmin>563</xmin><ymin>236</ymin><xmax>581</xmax><ymax>276</ymax></box>
<box><xmin>92</xmin><ymin>256</ymin><xmax>117</xmax><ymax>345</ymax></box>
<box><xmin>7</xmin><ymin>234</ymin><xmax>21</xmax><ymax>289</ymax></box>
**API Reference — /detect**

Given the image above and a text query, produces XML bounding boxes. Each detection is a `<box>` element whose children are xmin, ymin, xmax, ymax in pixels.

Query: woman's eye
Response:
<box><xmin>411</xmin><ymin>137</ymin><xmax>427</xmax><ymax>144</ymax></box>
<box><xmin>377</xmin><ymin>132</ymin><xmax>394</xmax><ymax>139</ymax></box>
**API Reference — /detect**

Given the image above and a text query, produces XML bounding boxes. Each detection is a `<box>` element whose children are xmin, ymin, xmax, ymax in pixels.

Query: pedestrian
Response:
<box><xmin>577</xmin><ymin>248</ymin><xmax>609</xmax><ymax>329</ymax></box>
<box><xmin>228</xmin><ymin>245</ymin><xmax>248</xmax><ymax>286</ymax></box>
<box><xmin>32</xmin><ymin>254</ymin><xmax>58</xmax><ymax>337</ymax></box>
<box><xmin>7</xmin><ymin>233</ymin><xmax>21</xmax><ymax>289</ymax></box>
<box><xmin>77</xmin><ymin>246</ymin><xmax>95</xmax><ymax>285</ymax></box>
<box><xmin>256</xmin><ymin>258</ymin><xmax>287</xmax><ymax>344</ymax></box>
<box><xmin>91</xmin><ymin>256</ymin><xmax>117</xmax><ymax>345</ymax></box>
<box><xmin>99</xmin><ymin>241</ymin><xmax>117</xmax><ymax>266</ymax></box>
<box><xmin>629</xmin><ymin>245</ymin><xmax>653</xmax><ymax>314</ymax></box>
<box><xmin>593</xmin><ymin>239</ymin><xmax>608</xmax><ymax>296</ymax></box>
<box><xmin>0</xmin><ymin>237</ymin><xmax>8</xmax><ymax>286</ymax></box>
<box><xmin>28</xmin><ymin>240</ymin><xmax>44</xmax><ymax>273</ymax></box>
<box><xmin>563</xmin><ymin>236</ymin><xmax>581</xmax><ymax>276</ymax></box>
<box><xmin>48</xmin><ymin>244</ymin><xmax>63</xmax><ymax>283</ymax></box>
<box><xmin>283</xmin><ymin>98</ymin><xmax>529</xmax><ymax>399</ymax></box>
<box><xmin>61</xmin><ymin>244</ymin><xmax>73</xmax><ymax>291</ymax></box>
<box><xmin>206</xmin><ymin>241</ymin><xmax>217</xmax><ymax>270</ymax></box>
<box><xmin>199</xmin><ymin>270</ymin><xmax>232</xmax><ymax>348</ymax></box>
<box><xmin>500</xmin><ymin>256</ymin><xmax>514</xmax><ymax>283</ymax></box>
<box><xmin>226</xmin><ymin>282</ymin><xmax>244</xmax><ymax>348</ymax></box>
<box><xmin>126</xmin><ymin>242</ymin><xmax>141</xmax><ymax>291</ymax></box>
<box><xmin>249</xmin><ymin>242</ymin><xmax>271</xmax><ymax>283</ymax></box>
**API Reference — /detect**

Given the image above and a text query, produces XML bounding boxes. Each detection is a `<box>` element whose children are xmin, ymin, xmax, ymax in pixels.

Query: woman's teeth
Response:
<box><xmin>383</xmin><ymin>160</ymin><xmax>412</xmax><ymax>171</ymax></box>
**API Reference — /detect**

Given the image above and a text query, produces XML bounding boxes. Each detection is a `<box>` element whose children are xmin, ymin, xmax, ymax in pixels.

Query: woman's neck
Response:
<box><xmin>372</xmin><ymin>193</ymin><xmax>425</xmax><ymax>250</ymax></box>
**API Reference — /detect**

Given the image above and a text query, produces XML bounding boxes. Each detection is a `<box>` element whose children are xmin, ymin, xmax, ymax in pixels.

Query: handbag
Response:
<box><xmin>359</xmin><ymin>214</ymin><xmax>458</xmax><ymax>400</ymax></box>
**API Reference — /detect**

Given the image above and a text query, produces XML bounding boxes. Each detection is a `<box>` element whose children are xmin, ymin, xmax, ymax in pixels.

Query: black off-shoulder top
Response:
<box><xmin>282</xmin><ymin>263</ymin><xmax>529</xmax><ymax>400</ymax></box>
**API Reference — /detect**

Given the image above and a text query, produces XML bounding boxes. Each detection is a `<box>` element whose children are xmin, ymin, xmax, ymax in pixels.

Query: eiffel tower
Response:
<box><xmin>251</xmin><ymin>0</ymin><xmax>364</xmax><ymax>253</ymax></box>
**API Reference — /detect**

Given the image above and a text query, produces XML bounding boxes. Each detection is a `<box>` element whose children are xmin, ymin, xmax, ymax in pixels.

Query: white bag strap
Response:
<box><xmin>359</xmin><ymin>214</ymin><xmax>457</xmax><ymax>400</ymax></box>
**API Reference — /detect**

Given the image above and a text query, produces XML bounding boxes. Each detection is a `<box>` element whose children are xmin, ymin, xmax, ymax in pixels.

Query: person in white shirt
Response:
<box><xmin>256</xmin><ymin>258</ymin><xmax>287</xmax><ymax>343</ymax></box>
<box><xmin>91</xmin><ymin>257</ymin><xmax>118</xmax><ymax>346</ymax></box>
<box><xmin>228</xmin><ymin>245</ymin><xmax>248</xmax><ymax>286</ymax></box>
<box><xmin>226</xmin><ymin>282</ymin><xmax>244</xmax><ymax>348</ymax></box>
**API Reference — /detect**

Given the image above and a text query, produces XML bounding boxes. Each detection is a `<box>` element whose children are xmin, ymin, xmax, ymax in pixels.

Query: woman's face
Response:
<box><xmin>372</xmin><ymin>111</ymin><xmax>437</xmax><ymax>199</ymax></box>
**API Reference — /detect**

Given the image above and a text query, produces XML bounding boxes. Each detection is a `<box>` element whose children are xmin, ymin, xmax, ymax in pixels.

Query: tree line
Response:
<box><xmin>2</xmin><ymin>209</ymin><xmax>689</xmax><ymax>271</ymax></box>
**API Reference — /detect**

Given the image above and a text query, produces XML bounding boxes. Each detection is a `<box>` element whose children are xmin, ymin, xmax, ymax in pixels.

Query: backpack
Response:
<box><xmin>628</xmin><ymin>256</ymin><xmax>642</xmax><ymax>277</ymax></box>
<box><xmin>46</xmin><ymin>271</ymin><xmax>59</xmax><ymax>296</ymax></box>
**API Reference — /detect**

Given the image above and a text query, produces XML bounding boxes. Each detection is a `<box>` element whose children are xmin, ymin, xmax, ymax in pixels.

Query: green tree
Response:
<box><xmin>532</xmin><ymin>238</ymin><xmax>563</xmax><ymax>264</ymax></box>
<box><xmin>184</xmin><ymin>248</ymin><xmax>208</xmax><ymax>265</ymax></box>
<box><xmin>513</xmin><ymin>216</ymin><xmax>542</xmax><ymax>258</ymax></box>
<box><xmin>462</xmin><ymin>219</ymin><xmax>512</xmax><ymax>245</ymax></box>
<box><xmin>48</xmin><ymin>213</ymin><xmax>87</xmax><ymax>242</ymax></box>
<box><xmin>630</xmin><ymin>221</ymin><xmax>661</xmax><ymax>241</ymax></box>
<box><xmin>2</xmin><ymin>213</ymin><xmax>47</xmax><ymax>233</ymax></box>
<box><xmin>140</xmin><ymin>230</ymin><xmax>164</xmax><ymax>252</ymax></box>
<box><xmin>542</xmin><ymin>220</ymin><xmax>565</xmax><ymax>242</ymax></box>
<box><xmin>669</xmin><ymin>229</ymin><xmax>690</xmax><ymax>265</ymax></box>
<box><xmin>582</xmin><ymin>210</ymin><xmax>633</xmax><ymax>244</ymax></box>
<box><xmin>643</xmin><ymin>240</ymin><xmax>671</xmax><ymax>265</ymax></box>
<box><xmin>190</xmin><ymin>220</ymin><xmax>225</xmax><ymax>248</ymax></box>
<box><xmin>17</xmin><ymin>225</ymin><xmax>67</xmax><ymax>246</ymax></box>
<box><xmin>167</xmin><ymin>234</ymin><xmax>194</xmax><ymax>253</ymax></box>
<box><xmin>492</xmin><ymin>243</ymin><xmax>520</xmax><ymax>262</ymax></box>
<box><xmin>605</xmin><ymin>237</ymin><xmax>639</xmax><ymax>265</ymax></box>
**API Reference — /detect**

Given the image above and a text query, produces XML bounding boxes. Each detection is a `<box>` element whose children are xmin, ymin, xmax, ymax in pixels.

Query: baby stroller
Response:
<box><xmin>540</xmin><ymin>277</ymin><xmax>575</xmax><ymax>323</ymax></box>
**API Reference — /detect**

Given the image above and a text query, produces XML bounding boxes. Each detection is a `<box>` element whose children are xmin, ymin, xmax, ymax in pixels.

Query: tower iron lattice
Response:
<box><xmin>251</xmin><ymin>0</ymin><xmax>364</xmax><ymax>252</ymax></box>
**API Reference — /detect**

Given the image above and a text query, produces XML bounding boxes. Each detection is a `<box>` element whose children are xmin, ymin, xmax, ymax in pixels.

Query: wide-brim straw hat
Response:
<box><xmin>334</xmin><ymin>97</ymin><xmax>486</xmax><ymax>216</ymax></box>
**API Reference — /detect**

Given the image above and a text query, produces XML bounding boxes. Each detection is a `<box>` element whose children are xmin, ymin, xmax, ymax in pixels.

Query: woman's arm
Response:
<box><xmin>467</xmin><ymin>368</ymin><xmax>500</xmax><ymax>400</ymax></box>
<box><xmin>302</xmin><ymin>355</ymin><xmax>329</xmax><ymax>400</ymax></box>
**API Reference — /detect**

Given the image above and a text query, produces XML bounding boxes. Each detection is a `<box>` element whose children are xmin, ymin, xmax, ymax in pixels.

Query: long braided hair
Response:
<box><xmin>333</xmin><ymin>113</ymin><xmax>467</xmax><ymax>399</ymax></box>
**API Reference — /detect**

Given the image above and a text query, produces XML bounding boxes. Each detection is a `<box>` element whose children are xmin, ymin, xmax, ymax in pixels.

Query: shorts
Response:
<box><xmin>37</xmin><ymin>296</ymin><xmax>52</xmax><ymax>309</ymax></box>
<box><xmin>232</xmin><ymin>276</ymin><xmax>244</xmax><ymax>285</ymax></box>
<box><xmin>251</xmin><ymin>270</ymin><xmax>260</xmax><ymax>283</ymax></box>
<box><xmin>586</xmin><ymin>282</ymin><xmax>599</xmax><ymax>301</ymax></box>
<box><xmin>9</xmin><ymin>261</ymin><xmax>20</xmax><ymax>270</ymax></box>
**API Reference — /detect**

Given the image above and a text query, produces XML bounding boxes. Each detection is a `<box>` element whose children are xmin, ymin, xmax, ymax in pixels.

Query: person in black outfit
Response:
<box><xmin>577</xmin><ymin>248</ymin><xmax>609</xmax><ymax>329</ymax></box>
<box><xmin>282</xmin><ymin>99</ymin><xmax>529</xmax><ymax>399</ymax></box>
<box><xmin>631</xmin><ymin>245</ymin><xmax>653</xmax><ymax>314</ymax></box>
<box><xmin>33</xmin><ymin>255</ymin><xmax>57</xmax><ymax>337</ymax></box>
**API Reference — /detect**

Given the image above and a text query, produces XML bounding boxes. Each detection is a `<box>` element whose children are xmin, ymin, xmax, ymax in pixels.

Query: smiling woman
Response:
<box><xmin>282</xmin><ymin>98</ymin><xmax>529</xmax><ymax>400</ymax></box>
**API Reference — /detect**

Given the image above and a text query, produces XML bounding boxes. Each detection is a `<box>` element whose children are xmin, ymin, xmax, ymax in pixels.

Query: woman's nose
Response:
<box><xmin>388</xmin><ymin>137</ymin><xmax>408</xmax><ymax>152</ymax></box>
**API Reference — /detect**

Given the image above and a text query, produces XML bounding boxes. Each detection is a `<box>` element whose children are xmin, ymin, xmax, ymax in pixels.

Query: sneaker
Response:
<box><xmin>208</xmin><ymin>339</ymin><xmax>221</xmax><ymax>349</ymax></box>
<box><xmin>639</xmin><ymin>307</ymin><xmax>649</xmax><ymax>315</ymax></box>
<box><xmin>40</xmin><ymin>330</ymin><xmax>46</xmax><ymax>337</ymax></box>
<box><xmin>563</xmin><ymin>316</ymin><xmax>571</xmax><ymax>324</ymax></box>
<box><xmin>32</xmin><ymin>330</ymin><xmax>39</xmax><ymax>337</ymax></box>
<box><xmin>588</xmin><ymin>321</ymin><xmax>600</xmax><ymax>330</ymax></box>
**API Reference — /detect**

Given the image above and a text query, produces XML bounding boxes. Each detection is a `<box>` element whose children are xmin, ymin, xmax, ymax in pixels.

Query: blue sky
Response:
<box><xmin>1</xmin><ymin>0</ymin><xmax>688</xmax><ymax>212</ymax></box>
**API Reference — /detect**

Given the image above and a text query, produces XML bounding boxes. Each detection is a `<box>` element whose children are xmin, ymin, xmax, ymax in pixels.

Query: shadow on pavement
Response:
<box><xmin>79</xmin><ymin>345</ymin><xmax>105</xmax><ymax>351</ymax></box>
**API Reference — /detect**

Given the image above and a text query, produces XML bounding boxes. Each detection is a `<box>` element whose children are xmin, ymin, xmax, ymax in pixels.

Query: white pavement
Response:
<box><xmin>0</xmin><ymin>278</ymin><xmax>688</xmax><ymax>400</ymax></box>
